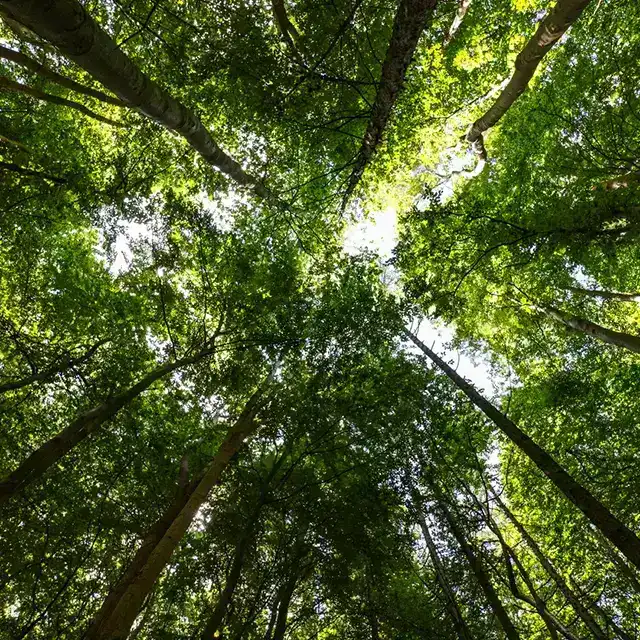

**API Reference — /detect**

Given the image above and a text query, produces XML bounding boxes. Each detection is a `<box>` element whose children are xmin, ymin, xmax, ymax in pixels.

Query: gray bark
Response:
<box><xmin>465</xmin><ymin>0</ymin><xmax>592</xmax><ymax>163</ymax></box>
<box><xmin>404</xmin><ymin>327</ymin><xmax>640</xmax><ymax>570</ymax></box>
<box><xmin>0</xmin><ymin>0</ymin><xmax>269</xmax><ymax>198</ymax></box>
<box><xmin>0</xmin><ymin>43</ymin><xmax>125</xmax><ymax>105</ymax></box>
<box><xmin>86</xmin><ymin>386</ymin><xmax>268</xmax><ymax>640</ymax></box>
<box><xmin>538</xmin><ymin>304</ymin><xmax>640</xmax><ymax>354</ymax></box>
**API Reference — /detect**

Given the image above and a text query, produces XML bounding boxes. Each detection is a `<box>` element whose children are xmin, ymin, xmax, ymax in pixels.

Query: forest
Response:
<box><xmin>0</xmin><ymin>0</ymin><xmax>639</xmax><ymax>637</ymax></box>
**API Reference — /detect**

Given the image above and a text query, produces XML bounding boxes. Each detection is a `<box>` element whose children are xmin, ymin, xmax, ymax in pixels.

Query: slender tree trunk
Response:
<box><xmin>200</xmin><ymin>526</ymin><xmax>255</xmax><ymax>640</ymax></box>
<box><xmin>451</xmin><ymin>474</ymin><xmax>569</xmax><ymax>639</ymax></box>
<box><xmin>342</xmin><ymin>0</ymin><xmax>437</xmax><ymax>209</ymax></box>
<box><xmin>537</xmin><ymin>304</ymin><xmax>640</xmax><ymax>353</ymax></box>
<box><xmin>492</xmin><ymin>492</ymin><xmax>608</xmax><ymax>639</ymax></box>
<box><xmin>0</xmin><ymin>160</ymin><xmax>66</xmax><ymax>184</ymax></box>
<box><xmin>428</xmin><ymin>482</ymin><xmax>521</xmax><ymax>640</ymax></box>
<box><xmin>263</xmin><ymin>596</ymin><xmax>280</xmax><ymax>640</ymax></box>
<box><xmin>404</xmin><ymin>327</ymin><xmax>640</xmax><ymax>570</ymax></box>
<box><xmin>443</xmin><ymin>0</ymin><xmax>472</xmax><ymax>46</ymax></box>
<box><xmin>414</xmin><ymin>501</ymin><xmax>472</xmax><ymax>640</ymax></box>
<box><xmin>465</xmin><ymin>0</ymin><xmax>591</xmax><ymax>162</ymax></box>
<box><xmin>200</xmin><ymin>451</ymin><xmax>288</xmax><ymax>640</ymax></box>
<box><xmin>0</xmin><ymin>44</ymin><xmax>125</xmax><ymax>105</ymax></box>
<box><xmin>565</xmin><ymin>286</ymin><xmax>640</xmax><ymax>303</ymax></box>
<box><xmin>86</xmin><ymin>386</ymin><xmax>268</xmax><ymax>640</ymax></box>
<box><xmin>0</xmin><ymin>76</ymin><xmax>123</xmax><ymax>126</ymax></box>
<box><xmin>0</xmin><ymin>0</ymin><xmax>268</xmax><ymax>197</ymax></box>
<box><xmin>271</xmin><ymin>574</ymin><xmax>298</xmax><ymax>640</ymax></box>
<box><xmin>501</xmin><ymin>541</ymin><xmax>580</xmax><ymax>640</ymax></box>
<box><xmin>0</xmin><ymin>339</ymin><xmax>107</xmax><ymax>393</ymax></box>
<box><xmin>271</xmin><ymin>0</ymin><xmax>305</xmax><ymax>63</ymax></box>
<box><xmin>0</xmin><ymin>344</ymin><xmax>217</xmax><ymax>504</ymax></box>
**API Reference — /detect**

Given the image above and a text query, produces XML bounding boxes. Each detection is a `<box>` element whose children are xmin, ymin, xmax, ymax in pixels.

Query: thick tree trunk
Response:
<box><xmin>342</xmin><ymin>0</ymin><xmax>437</xmax><ymax>208</ymax></box>
<box><xmin>415</xmin><ymin>502</ymin><xmax>472</xmax><ymax>640</ymax></box>
<box><xmin>0</xmin><ymin>160</ymin><xmax>65</xmax><ymax>184</ymax></box>
<box><xmin>538</xmin><ymin>304</ymin><xmax>640</xmax><ymax>353</ymax></box>
<box><xmin>429</xmin><ymin>484</ymin><xmax>521</xmax><ymax>640</ymax></box>
<box><xmin>0</xmin><ymin>339</ymin><xmax>107</xmax><ymax>393</ymax></box>
<box><xmin>493</xmin><ymin>492</ymin><xmax>608</xmax><ymax>639</ymax></box>
<box><xmin>0</xmin><ymin>75</ymin><xmax>123</xmax><ymax>126</ymax></box>
<box><xmin>0</xmin><ymin>44</ymin><xmax>125</xmax><ymax>105</ymax></box>
<box><xmin>565</xmin><ymin>286</ymin><xmax>640</xmax><ymax>303</ymax></box>
<box><xmin>465</xmin><ymin>0</ymin><xmax>591</xmax><ymax>160</ymax></box>
<box><xmin>0</xmin><ymin>0</ymin><xmax>269</xmax><ymax>198</ymax></box>
<box><xmin>0</xmin><ymin>345</ymin><xmax>216</xmax><ymax>504</ymax></box>
<box><xmin>86</xmin><ymin>388</ymin><xmax>267</xmax><ymax>640</ymax></box>
<box><xmin>405</xmin><ymin>327</ymin><xmax>640</xmax><ymax>570</ymax></box>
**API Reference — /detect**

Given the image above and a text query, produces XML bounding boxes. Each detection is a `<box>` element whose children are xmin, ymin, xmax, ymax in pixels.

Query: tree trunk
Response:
<box><xmin>263</xmin><ymin>596</ymin><xmax>280</xmax><ymax>640</ymax></box>
<box><xmin>538</xmin><ymin>304</ymin><xmax>640</xmax><ymax>354</ymax></box>
<box><xmin>0</xmin><ymin>43</ymin><xmax>125</xmax><ymax>105</ymax></box>
<box><xmin>86</xmin><ymin>387</ymin><xmax>267</xmax><ymax>640</ymax></box>
<box><xmin>0</xmin><ymin>75</ymin><xmax>123</xmax><ymax>126</ymax></box>
<box><xmin>492</xmin><ymin>492</ymin><xmax>608</xmax><ymax>639</ymax></box>
<box><xmin>271</xmin><ymin>0</ymin><xmax>305</xmax><ymax>63</ymax></box>
<box><xmin>414</xmin><ymin>501</ymin><xmax>472</xmax><ymax>640</ymax></box>
<box><xmin>271</xmin><ymin>574</ymin><xmax>298</xmax><ymax>640</ymax></box>
<box><xmin>465</xmin><ymin>0</ymin><xmax>591</xmax><ymax>160</ymax></box>
<box><xmin>565</xmin><ymin>286</ymin><xmax>640</xmax><ymax>303</ymax></box>
<box><xmin>428</xmin><ymin>482</ymin><xmax>521</xmax><ymax>640</ymax></box>
<box><xmin>443</xmin><ymin>0</ymin><xmax>472</xmax><ymax>47</ymax></box>
<box><xmin>0</xmin><ymin>339</ymin><xmax>107</xmax><ymax>393</ymax></box>
<box><xmin>342</xmin><ymin>0</ymin><xmax>437</xmax><ymax>208</ymax></box>
<box><xmin>0</xmin><ymin>160</ymin><xmax>66</xmax><ymax>184</ymax></box>
<box><xmin>200</xmin><ymin>525</ymin><xmax>255</xmax><ymax>640</ymax></box>
<box><xmin>0</xmin><ymin>344</ymin><xmax>216</xmax><ymax>504</ymax></box>
<box><xmin>200</xmin><ymin>451</ymin><xmax>288</xmax><ymax>640</ymax></box>
<box><xmin>0</xmin><ymin>0</ymin><xmax>269</xmax><ymax>198</ymax></box>
<box><xmin>404</xmin><ymin>327</ymin><xmax>640</xmax><ymax>571</ymax></box>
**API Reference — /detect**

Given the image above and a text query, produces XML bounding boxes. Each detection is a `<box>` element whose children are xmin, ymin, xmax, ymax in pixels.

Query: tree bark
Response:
<box><xmin>0</xmin><ymin>339</ymin><xmax>107</xmax><ymax>393</ymax></box>
<box><xmin>465</xmin><ymin>0</ymin><xmax>592</xmax><ymax>161</ymax></box>
<box><xmin>271</xmin><ymin>572</ymin><xmax>299</xmax><ymax>640</ymax></box>
<box><xmin>492</xmin><ymin>491</ymin><xmax>608</xmax><ymax>639</ymax></box>
<box><xmin>414</xmin><ymin>501</ymin><xmax>472</xmax><ymax>640</ymax></box>
<box><xmin>537</xmin><ymin>303</ymin><xmax>640</xmax><ymax>354</ymax></box>
<box><xmin>0</xmin><ymin>75</ymin><xmax>124</xmax><ymax>126</ymax></box>
<box><xmin>0</xmin><ymin>43</ymin><xmax>125</xmax><ymax>105</ymax></box>
<box><xmin>404</xmin><ymin>327</ymin><xmax>640</xmax><ymax>570</ymax></box>
<box><xmin>443</xmin><ymin>0</ymin><xmax>472</xmax><ymax>47</ymax></box>
<box><xmin>342</xmin><ymin>0</ymin><xmax>437</xmax><ymax>208</ymax></box>
<box><xmin>565</xmin><ymin>286</ymin><xmax>640</xmax><ymax>302</ymax></box>
<box><xmin>86</xmin><ymin>387</ymin><xmax>267</xmax><ymax>640</ymax></box>
<box><xmin>200</xmin><ymin>451</ymin><xmax>288</xmax><ymax>640</ymax></box>
<box><xmin>0</xmin><ymin>160</ymin><xmax>65</xmax><ymax>184</ymax></box>
<box><xmin>0</xmin><ymin>0</ymin><xmax>269</xmax><ymax>198</ymax></box>
<box><xmin>263</xmin><ymin>596</ymin><xmax>280</xmax><ymax>640</ymax></box>
<box><xmin>428</xmin><ymin>482</ymin><xmax>521</xmax><ymax>640</ymax></box>
<box><xmin>0</xmin><ymin>344</ymin><xmax>217</xmax><ymax>504</ymax></box>
<box><xmin>271</xmin><ymin>0</ymin><xmax>305</xmax><ymax>63</ymax></box>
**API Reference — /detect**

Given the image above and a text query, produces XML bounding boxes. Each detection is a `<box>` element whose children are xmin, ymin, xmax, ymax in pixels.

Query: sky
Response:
<box><xmin>343</xmin><ymin>206</ymin><xmax>495</xmax><ymax>394</ymax></box>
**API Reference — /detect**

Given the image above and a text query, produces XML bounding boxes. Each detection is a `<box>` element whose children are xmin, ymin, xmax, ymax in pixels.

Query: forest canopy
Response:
<box><xmin>0</xmin><ymin>0</ymin><xmax>639</xmax><ymax>638</ymax></box>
